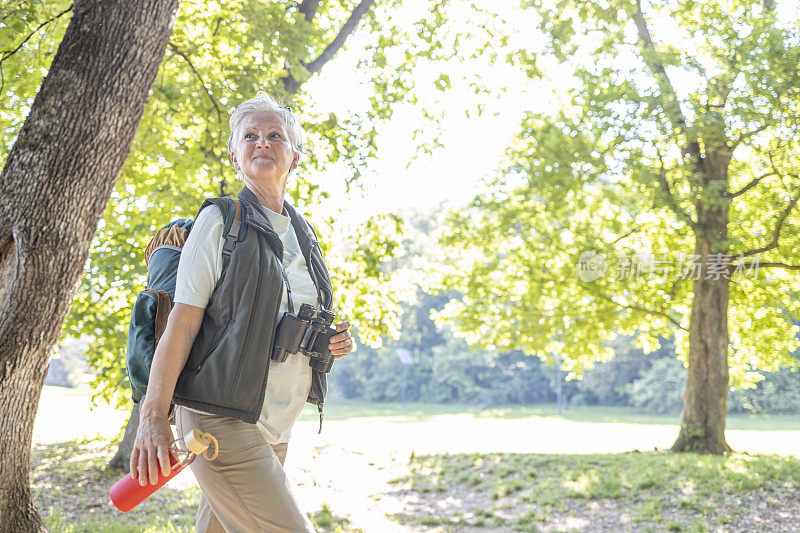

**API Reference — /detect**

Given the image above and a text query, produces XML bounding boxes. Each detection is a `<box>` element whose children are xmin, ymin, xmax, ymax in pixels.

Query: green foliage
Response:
<box><xmin>0</xmin><ymin>0</ymin><xmax>71</xmax><ymax>156</ymax></box>
<box><xmin>330</xmin><ymin>286</ymin><xmax>562</xmax><ymax>405</ymax></box>
<box><xmin>727</xmin><ymin>363</ymin><xmax>800</xmax><ymax>415</ymax></box>
<box><xmin>436</xmin><ymin>0</ymin><xmax>800</xmax><ymax>388</ymax></box>
<box><xmin>332</xmin><ymin>213</ymin><xmax>407</xmax><ymax>347</ymax></box>
<box><xmin>624</xmin><ymin>357</ymin><xmax>687</xmax><ymax>415</ymax></box>
<box><xmin>565</xmin><ymin>335</ymin><xmax>671</xmax><ymax>407</ymax></box>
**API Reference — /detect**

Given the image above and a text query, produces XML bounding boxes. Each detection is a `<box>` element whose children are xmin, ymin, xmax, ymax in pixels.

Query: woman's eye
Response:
<box><xmin>244</xmin><ymin>132</ymin><xmax>256</xmax><ymax>139</ymax></box>
<box><xmin>269</xmin><ymin>133</ymin><xmax>282</xmax><ymax>140</ymax></box>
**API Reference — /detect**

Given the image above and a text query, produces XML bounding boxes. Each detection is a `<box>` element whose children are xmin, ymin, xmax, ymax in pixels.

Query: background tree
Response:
<box><xmin>435</xmin><ymin>0</ymin><xmax>800</xmax><ymax>454</ymax></box>
<box><xmin>0</xmin><ymin>1</ymin><xmax>179</xmax><ymax>530</ymax></box>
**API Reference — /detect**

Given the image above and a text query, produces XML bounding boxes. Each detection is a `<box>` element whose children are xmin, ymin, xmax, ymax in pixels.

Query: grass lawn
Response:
<box><xmin>391</xmin><ymin>450</ymin><xmax>800</xmax><ymax>532</ymax></box>
<box><xmin>297</xmin><ymin>399</ymin><xmax>800</xmax><ymax>432</ymax></box>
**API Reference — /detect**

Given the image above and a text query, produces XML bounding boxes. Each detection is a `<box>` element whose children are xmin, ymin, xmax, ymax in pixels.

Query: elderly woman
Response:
<box><xmin>131</xmin><ymin>93</ymin><xmax>353</xmax><ymax>532</ymax></box>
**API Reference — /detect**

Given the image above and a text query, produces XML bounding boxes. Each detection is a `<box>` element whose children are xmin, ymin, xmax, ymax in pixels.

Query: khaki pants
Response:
<box><xmin>176</xmin><ymin>406</ymin><xmax>315</xmax><ymax>533</ymax></box>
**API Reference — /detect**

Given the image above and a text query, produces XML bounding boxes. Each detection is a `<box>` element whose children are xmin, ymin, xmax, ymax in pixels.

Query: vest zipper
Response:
<box><xmin>263</xmin><ymin>278</ymin><xmax>283</xmax><ymax>400</ymax></box>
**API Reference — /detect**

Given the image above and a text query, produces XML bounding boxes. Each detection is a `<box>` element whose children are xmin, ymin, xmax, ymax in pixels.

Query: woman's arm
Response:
<box><xmin>130</xmin><ymin>302</ymin><xmax>205</xmax><ymax>485</ymax></box>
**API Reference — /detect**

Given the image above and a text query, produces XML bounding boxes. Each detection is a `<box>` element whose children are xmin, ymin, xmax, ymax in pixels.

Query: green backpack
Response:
<box><xmin>126</xmin><ymin>197</ymin><xmax>242</xmax><ymax>403</ymax></box>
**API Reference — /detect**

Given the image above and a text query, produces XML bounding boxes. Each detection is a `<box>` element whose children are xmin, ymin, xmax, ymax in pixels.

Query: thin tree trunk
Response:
<box><xmin>0</xmin><ymin>1</ymin><xmax>179</xmax><ymax>531</ymax></box>
<box><xmin>106</xmin><ymin>403</ymin><xmax>140</xmax><ymax>474</ymax></box>
<box><xmin>672</xmin><ymin>159</ymin><xmax>733</xmax><ymax>455</ymax></box>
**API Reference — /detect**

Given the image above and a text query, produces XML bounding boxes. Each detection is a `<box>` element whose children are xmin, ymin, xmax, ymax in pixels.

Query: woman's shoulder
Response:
<box><xmin>183</xmin><ymin>204</ymin><xmax>226</xmax><ymax>250</ymax></box>
<box><xmin>193</xmin><ymin>203</ymin><xmax>225</xmax><ymax>228</ymax></box>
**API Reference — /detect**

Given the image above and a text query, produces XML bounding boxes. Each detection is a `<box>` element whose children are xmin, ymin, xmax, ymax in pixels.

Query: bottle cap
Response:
<box><xmin>183</xmin><ymin>429</ymin><xmax>210</xmax><ymax>455</ymax></box>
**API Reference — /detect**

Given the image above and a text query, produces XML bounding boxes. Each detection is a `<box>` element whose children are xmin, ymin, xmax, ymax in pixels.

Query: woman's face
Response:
<box><xmin>230</xmin><ymin>111</ymin><xmax>299</xmax><ymax>186</ymax></box>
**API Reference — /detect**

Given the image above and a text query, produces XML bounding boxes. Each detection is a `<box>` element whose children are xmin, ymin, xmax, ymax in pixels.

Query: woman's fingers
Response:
<box><xmin>329</xmin><ymin>321</ymin><xmax>353</xmax><ymax>358</ymax></box>
<box><xmin>130</xmin><ymin>446</ymin><xmax>140</xmax><ymax>479</ymax></box>
<box><xmin>138</xmin><ymin>448</ymin><xmax>150</xmax><ymax>486</ymax></box>
<box><xmin>330</xmin><ymin>322</ymin><xmax>351</xmax><ymax>344</ymax></box>
<box><xmin>330</xmin><ymin>337</ymin><xmax>352</xmax><ymax>350</ymax></box>
<box><xmin>157</xmin><ymin>443</ymin><xmax>172</xmax><ymax>477</ymax></box>
<box><xmin>147</xmin><ymin>447</ymin><xmax>160</xmax><ymax>485</ymax></box>
<box><xmin>130</xmin><ymin>415</ymin><xmax>174</xmax><ymax>485</ymax></box>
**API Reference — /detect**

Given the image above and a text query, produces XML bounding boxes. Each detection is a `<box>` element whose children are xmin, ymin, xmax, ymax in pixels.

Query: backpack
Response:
<box><xmin>126</xmin><ymin>197</ymin><xmax>242</xmax><ymax>404</ymax></box>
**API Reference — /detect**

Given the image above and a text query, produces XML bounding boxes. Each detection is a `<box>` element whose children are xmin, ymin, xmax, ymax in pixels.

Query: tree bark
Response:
<box><xmin>0</xmin><ymin>1</ymin><xmax>179</xmax><ymax>531</ymax></box>
<box><xmin>671</xmin><ymin>153</ymin><xmax>733</xmax><ymax>455</ymax></box>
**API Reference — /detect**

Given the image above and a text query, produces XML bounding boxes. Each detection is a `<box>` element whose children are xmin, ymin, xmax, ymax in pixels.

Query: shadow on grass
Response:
<box><xmin>299</xmin><ymin>400</ymin><xmax>800</xmax><ymax>431</ymax></box>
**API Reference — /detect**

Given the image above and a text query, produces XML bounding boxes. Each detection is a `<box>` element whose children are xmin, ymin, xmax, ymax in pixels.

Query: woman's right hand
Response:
<box><xmin>130</xmin><ymin>413</ymin><xmax>174</xmax><ymax>486</ymax></box>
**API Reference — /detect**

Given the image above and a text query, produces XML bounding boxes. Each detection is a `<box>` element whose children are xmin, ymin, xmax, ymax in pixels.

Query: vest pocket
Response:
<box><xmin>193</xmin><ymin>317</ymin><xmax>236</xmax><ymax>373</ymax></box>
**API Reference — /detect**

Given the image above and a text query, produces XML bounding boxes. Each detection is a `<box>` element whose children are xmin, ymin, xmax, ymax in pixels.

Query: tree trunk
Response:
<box><xmin>105</xmin><ymin>403</ymin><xmax>140</xmax><ymax>474</ymax></box>
<box><xmin>0</xmin><ymin>1</ymin><xmax>179</xmax><ymax>531</ymax></box>
<box><xmin>671</xmin><ymin>157</ymin><xmax>733</xmax><ymax>455</ymax></box>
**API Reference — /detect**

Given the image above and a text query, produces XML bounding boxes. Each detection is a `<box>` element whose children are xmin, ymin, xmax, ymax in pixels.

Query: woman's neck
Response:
<box><xmin>244</xmin><ymin>178</ymin><xmax>285</xmax><ymax>214</ymax></box>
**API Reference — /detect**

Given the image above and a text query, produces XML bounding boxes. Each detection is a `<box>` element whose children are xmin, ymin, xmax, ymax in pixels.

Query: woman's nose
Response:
<box><xmin>255</xmin><ymin>135</ymin><xmax>269</xmax><ymax>148</ymax></box>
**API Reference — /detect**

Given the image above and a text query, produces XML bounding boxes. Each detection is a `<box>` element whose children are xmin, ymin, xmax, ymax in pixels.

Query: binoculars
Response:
<box><xmin>272</xmin><ymin>303</ymin><xmax>336</xmax><ymax>373</ymax></box>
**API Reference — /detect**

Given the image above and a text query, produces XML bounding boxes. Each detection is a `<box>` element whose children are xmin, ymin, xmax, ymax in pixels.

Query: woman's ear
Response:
<box><xmin>230</xmin><ymin>152</ymin><xmax>239</xmax><ymax>170</ymax></box>
<box><xmin>290</xmin><ymin>150</ymin><xmax>300</xmax><ymax>169</ymax></box>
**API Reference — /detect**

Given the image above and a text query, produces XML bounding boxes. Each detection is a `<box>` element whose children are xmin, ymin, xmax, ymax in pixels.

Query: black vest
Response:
<box><xmin>173</xmin><ymin>187</ymin><xmax>334</xmax><ymax>423</ymax></box>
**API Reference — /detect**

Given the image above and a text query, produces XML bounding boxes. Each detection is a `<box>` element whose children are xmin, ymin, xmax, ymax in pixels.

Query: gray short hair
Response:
<box><xmin>227</xmin><ymin>91</ymin><xmax>305</xmax><ymax>156</ymax></box>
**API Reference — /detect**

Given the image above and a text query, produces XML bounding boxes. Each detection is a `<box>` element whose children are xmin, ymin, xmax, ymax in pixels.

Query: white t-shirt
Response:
<box><xmin>174</xmin><ymin>202</ymin><xmax>320</xmax><ymax>444</ymax></box>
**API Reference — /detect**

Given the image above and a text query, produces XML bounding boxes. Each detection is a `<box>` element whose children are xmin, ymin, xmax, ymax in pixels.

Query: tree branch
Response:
<box><xmin>654</xmin><ymin>149</ymin><xmax>698</xmax><ymax>229</ymax></box>
<box><xmin>0</xmin><ymin>4</ymin><xmax>74</xmax><ymax>95</ymax></box>
<box><xmin>736</xmin><ymin>261</ymin><xmax>800</xmax><ymax>270</ymax></box>
<box><xmin>632</xmin><ymin>0</ymin><xmax>700</xmax><ymax>160</ymax></box>
<box><xmin>297</xmin><ymin>0</ymin><xmax>322</xmax><ymax>22</ymax></box>
<box><xmin>609</xmin><ymin>226</ymin><xmax>643</xmax><ymax>246</ymax></box>
<box><xmin>305</xmin><ymin>0</ymin><xmax>374</xmax><ymax>74</ymax></box>
<box><xmin>737</xmin><ymin>185</ymin><xmax>800</xmax><ymax>258</ymax></box>
<box><xmin>588</xmin><ymin>287</ymin><xmax>688</xmax><ymax>331</ymax></box>
<box><xmin>0</xmin><ymin>5</ymin><xmax>73</xmax><ymax>64</ymax></box>
<box><xmin>731</xmin><ymin>123</ymin><xmax>771</xmax><ymax>150</ymax></box>
<box><xmin>282</xmin><ymin>0</ymin><xmax>375</xmax><ymax>95</ymax></box>
<box><xmin>167</xmin><ymin>43</ymin><xmax>223</xmax><ymax>125</ymax></box>
<box><xmin>724</xmin><ymin>171</ymin><xmax>776</xmax><ymax>198</ymax></box>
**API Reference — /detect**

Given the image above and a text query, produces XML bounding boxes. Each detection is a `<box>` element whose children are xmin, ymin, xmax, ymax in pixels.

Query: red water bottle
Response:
<box><xmin>109</xmin><ymin>429</ymin><xmax>217</xmax><ymax>512</ymax></box>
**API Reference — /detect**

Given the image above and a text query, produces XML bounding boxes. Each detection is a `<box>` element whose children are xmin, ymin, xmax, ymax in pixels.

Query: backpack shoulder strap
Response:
<box><xmin>198</xmin><ymin>197</ymin><xmax>242</xmax><ymax>270</ymax></box>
